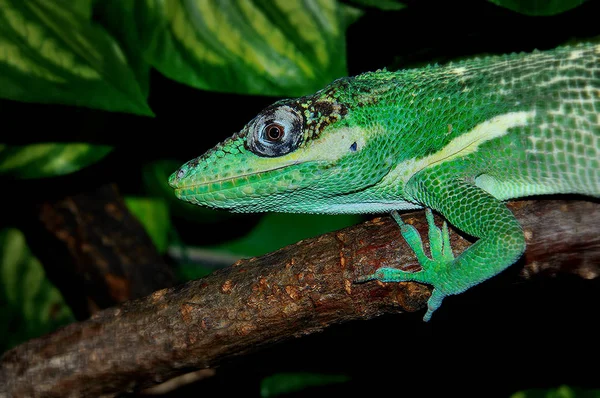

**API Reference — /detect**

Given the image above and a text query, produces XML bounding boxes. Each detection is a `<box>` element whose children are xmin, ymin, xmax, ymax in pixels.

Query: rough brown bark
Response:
<box><xmin>0</xmin><ymin>200</ymin><xmax>598</xmax><ymax>398</ymax></box>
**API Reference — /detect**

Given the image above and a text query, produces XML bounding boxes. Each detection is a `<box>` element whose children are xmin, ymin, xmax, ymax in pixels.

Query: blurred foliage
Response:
<box><xmin>488</xmin><ymin>0</ymin><xmax>588</xmax><ymax>15</ymax></box>
<box><xmin>0</xmin><ymin>143</ymin><xmax>112</xmax><ymax>179</ymax></box>
<box><xmin>0</xmin><ymin>0</ymin><xmax>598</xmax><ymax>396</ymax></box>
<box><xmin>345</xmin><ymin>0</ymin><xmax>406</xmax><ymax>11</ymax></box>
<box><xmin>124</xmin><ymin>196</ymin><xmax>171</xmax><ymax>255</ymax></box>
<box><xmin>260</xmin><ymin>372</ymin><xmax>350</xmax><ymax>397</ymax></box>
<box><xmin>0</xmin><ymin>228</ymin><xmax>74</xmax><ymax>353</ymax></box>
<box><xmin>511</xmin><ymin>385</ymin><xmax>600</xmax><ymax>398</ymax></box>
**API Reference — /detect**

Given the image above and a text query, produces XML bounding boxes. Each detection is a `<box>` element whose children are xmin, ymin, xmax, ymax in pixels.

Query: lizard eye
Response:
<box><xmin>246</xmin><ymin>105</ymin><xmax>304</xmax><ymax>157</ymax></box>
<box><xmin>264</xmin><ymin>123</ymin><xmax>285</xmax><ymax>142</ymax></box>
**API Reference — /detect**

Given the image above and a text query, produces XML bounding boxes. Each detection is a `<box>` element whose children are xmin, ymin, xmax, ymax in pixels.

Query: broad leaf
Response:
<box><xmin>124</xmin><ymin>196</ymin><xmax>171</xmax><ymax>254</ymax></box>
<box><xmin>0</xmin><ymin>0</ymin><xmax>152</xmax><ymax>115</ymax></box>
<box><xmin>261</xmin><ymin>372</ymin><xmax>350</xmax><ymax>398</ymax></box>
<box><xmin>488</xmin><ymin>0</ymin><xmax>587</xmax><ymax>15</ymax></box>
<box><xmin>175</xmin><ymin>260</ymin><xmax>215</xmax><ymax>282</ymax></box>
<box><xmin>0</xmin><ymin>143</ymin><xmax>112</xmax><ymax>179</ymax></box>
<box><xmin>91</xmin><ymin>0</ymin><xmax>162</xmax><ymax>96</ymax></box>
<box><xmin>346</xmin><ymin>0</ymin><xmax>406</xmax><ymax>11</ymax></box>
<box><xmin>145</xmin><ymin>0</ymin><xmax>363</xmax><ymax>96</ymax></box>
<box><xmin>0</xmin><ymin>228</ymin><xmax>74</xmax><ymax>353</ymax></box>
<box><xmin>65</xmin><ymin>0</ymin><xmax>93</xmax><ymax>18</ymax></box>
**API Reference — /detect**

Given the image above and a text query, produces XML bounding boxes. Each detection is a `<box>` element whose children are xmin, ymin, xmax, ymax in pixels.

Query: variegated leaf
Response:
<box><xmin>0</xmin><ymin>143</ymin><xmax>112</xmax><ymax>179</ymax></box>
<box><xmin>145</xmin><ymin>0</ymin><xmax>362</xmax><ymax>96</ymax></box>
<box><xmin>0</xmin><ymin>0</ymin><xmax>152</xmax><ymax>115</ymax></box>
<box><xmin>0</xmin><ymin>228</ymin><xmax>74</xmax><ymax>352</ymax></box>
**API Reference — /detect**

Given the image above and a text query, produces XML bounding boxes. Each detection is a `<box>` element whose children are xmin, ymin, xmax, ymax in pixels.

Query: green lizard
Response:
<box><xmin>169</xmin><ymin>41</ymin><xmax>600</xmax><ymax>321</ymax></box>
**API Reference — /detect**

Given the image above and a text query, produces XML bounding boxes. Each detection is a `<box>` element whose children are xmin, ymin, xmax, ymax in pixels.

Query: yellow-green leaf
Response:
<box><xmin>145</xmin><ymin>0</ymin><xmax>363</xmax><ymax>97</ymax></box>
<box><xmin>0</xmin><ymin>228</ymin><xmax>74</xmax><ymax>353</ymax></box>
<box><xmin>124</xmin><ymin>196</ymin><xmax>170</xmax><ymax>254</ymax></box>
<box><xmin>91</xmin><ymin>0</ymin><xmax>161</xmax><ymax>97</ymax></box>
<box><xmin>0</xmin><ymin>143</ymin><xmax>112</xmax><ymax>179</ymax></box>
<box><xmin>65</xmin><ymin>0</ymin><xmax>93</xmax><ymax>19</ymax></box>
<box><xmin>0</xmin><ymin>0</ymin><xmax>152</xmax><ymax>115</ymax></box>
<box><xmin>346</xmin><ymin>0</ymin><xmax>406</xmax><ymax>11</ymax></box>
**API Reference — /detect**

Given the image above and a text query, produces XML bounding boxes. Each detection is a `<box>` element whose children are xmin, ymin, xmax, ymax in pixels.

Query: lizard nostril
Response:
<box><xmin>168</xmin><ymin>168</ymin><xmax>185</xmax><ymax>188</ymax></box>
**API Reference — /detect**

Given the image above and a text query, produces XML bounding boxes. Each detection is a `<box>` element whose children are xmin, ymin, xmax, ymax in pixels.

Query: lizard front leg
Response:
<box><xmin>357</xmin><ymin>172</ymin><xmax>526</xmax><ymax>322</ymax></box>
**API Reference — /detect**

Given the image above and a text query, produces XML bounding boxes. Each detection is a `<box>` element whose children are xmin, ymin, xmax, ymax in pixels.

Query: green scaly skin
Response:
<box><xmin>170</xmin><ymin>41</ymin><xmax>600</xmax><ymax>321</ymax></box>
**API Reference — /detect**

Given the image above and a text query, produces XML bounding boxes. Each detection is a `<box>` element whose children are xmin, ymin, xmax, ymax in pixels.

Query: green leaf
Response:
<box><xmin>487</xmin><ymin>0</ymin><xmax>587</xmax><ymax>16</ymax></box>
<box><xmin>0</xmin><ymin>0</ymin><xmax>153</xmax><ymax>115</ymax></box>
<box><xmin>175</xmin><ymin>261</ymin><xmax>214</xmax><ymax>282</ymax></box>
<box><xmin>345</xmin><ymin>0</ymin><xmax>406</xmax><ymax>11</ymax></box>
<box><xmin>65</xmin><ymin>0</ymin><xmax>93</xmax><ymax>19</ymax></box>
<box><xmin>213</xmin><ymin>212</ymin><xmax>363</xmax><ymax>258</ymax></box>
<box><xmin>91</xmin><ymin>0</ymin><xmax>162</xmax><ymax>97</ymax></box>
<box><xmin>0</xmin><ymin>143</ymin><xmax>112</xmax><ymax>179</ymax></box>
<box><xmin>124</xmin><ymin>196</ymin><xmax>171</xmax><ymax>254</ymax></box>
<box><xmin>145</xmin><ymin>0</ymin><xmax>363</xmax><ymax>96</ymax></box>
<box><xmin>0</xmin><ymin>228</ymin><xmax>74</xmax><ymax>353</ymax></box>
<box><xmin>260</xmin><ymin>372</ymin><xmax>350</xmax><ymax>398</ymax></box>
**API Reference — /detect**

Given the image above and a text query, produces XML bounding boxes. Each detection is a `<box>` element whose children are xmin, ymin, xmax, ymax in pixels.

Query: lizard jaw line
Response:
<box><xmin>174</xmin><ymin>162</ymin><xmax>301</xmax><ymax>192</ymax></box>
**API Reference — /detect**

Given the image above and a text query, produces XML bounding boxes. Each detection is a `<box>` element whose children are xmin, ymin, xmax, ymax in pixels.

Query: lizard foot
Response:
<box><xmin>355</xmin><ymin>209</ymin><xmax>455</xmax><ymax>321</ymax></box>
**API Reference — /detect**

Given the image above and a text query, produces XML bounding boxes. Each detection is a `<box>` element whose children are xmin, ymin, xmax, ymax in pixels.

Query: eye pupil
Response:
<box><xmin>265</xmin><ymin>124</ymin><xmax>284</xmax><ymax>141</ymax></box>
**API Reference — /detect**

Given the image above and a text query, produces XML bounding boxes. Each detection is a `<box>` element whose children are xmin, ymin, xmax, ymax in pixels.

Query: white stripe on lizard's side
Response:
<box><xmin>385</xmin><ymin>110</ymin><xmax>536</xmax><ymax>184</ymax></box>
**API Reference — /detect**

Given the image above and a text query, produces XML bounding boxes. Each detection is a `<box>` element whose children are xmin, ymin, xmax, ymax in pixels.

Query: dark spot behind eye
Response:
<box><xmin>350</xmin><ymin>142</ymin><xmax>357</xmax><ymax>152</ymax></box>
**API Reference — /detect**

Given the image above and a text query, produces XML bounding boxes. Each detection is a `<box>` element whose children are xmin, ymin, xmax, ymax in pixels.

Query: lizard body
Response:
<box><xmin>170</xmin><ymin>41</ymin><xmax>600</xmax><ymax>321</ymax></box>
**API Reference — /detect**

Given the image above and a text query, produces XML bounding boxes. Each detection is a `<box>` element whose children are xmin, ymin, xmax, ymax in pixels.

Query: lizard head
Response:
<box><xmin>169</xmin><ymin>77</ymin><xmax>396</xmax><ymax>213</ymax></box>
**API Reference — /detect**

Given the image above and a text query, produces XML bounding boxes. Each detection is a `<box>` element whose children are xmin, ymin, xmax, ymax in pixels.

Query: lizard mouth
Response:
<box><xmin>172</xmin><ymin>162</ymin><xmax>301</xmax><ymax>198</ymax></box>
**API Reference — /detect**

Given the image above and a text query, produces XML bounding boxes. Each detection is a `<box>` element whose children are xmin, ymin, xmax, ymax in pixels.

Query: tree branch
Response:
<box><xmin>1</xmin><ymin>200</ymin><xmax>598</xmax><ymax>397</ymax></box>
